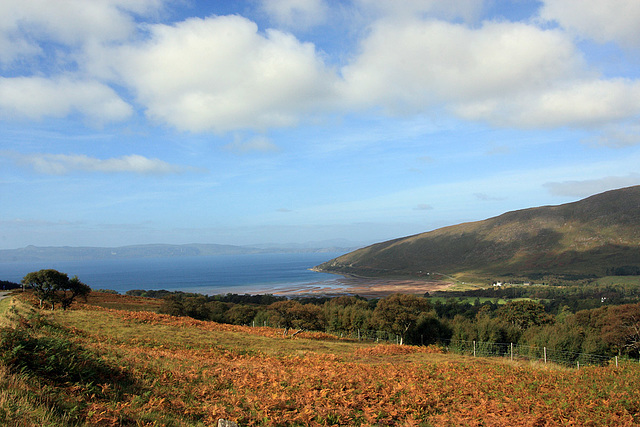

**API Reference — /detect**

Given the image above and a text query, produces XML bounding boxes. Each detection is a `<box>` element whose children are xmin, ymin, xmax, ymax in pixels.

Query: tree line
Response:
<box><xmin>12</xmin><ymin>269</ymin><xmax>640</xmax><ymax>360</ymax></box>
<box><xmin>148</xmin><ymin>288</ymin><xmax>640</xmax><ymax>359</ymax></box>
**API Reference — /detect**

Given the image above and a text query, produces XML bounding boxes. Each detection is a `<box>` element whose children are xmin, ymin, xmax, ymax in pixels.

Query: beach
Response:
<box><xmin>271</xmin><ymin>275</ymin><xmax>453</xmax><ymax>298</ymax></box>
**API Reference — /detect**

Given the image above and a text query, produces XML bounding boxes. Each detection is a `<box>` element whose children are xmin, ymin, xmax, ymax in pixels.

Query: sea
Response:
<box><xmin>0</xmin><ymin>252</ymin><xmax>346</xmax><ymax>295</ymax></box>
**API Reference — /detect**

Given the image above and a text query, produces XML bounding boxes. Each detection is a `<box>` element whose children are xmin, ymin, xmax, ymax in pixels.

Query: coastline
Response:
<box><xmin>268</xmin><ymin>275</ymin><xmax>454</xmax><ymax>298</ymax></box>
<box><xmin>171</xmin><ymin>275</ymin><xmax>454</xmax><ymax>298</ymax></box>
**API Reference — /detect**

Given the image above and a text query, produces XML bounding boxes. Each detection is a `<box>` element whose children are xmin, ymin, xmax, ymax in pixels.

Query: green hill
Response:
<box><xmin>315</xmin><ymin>185</ymin><xmax>640</xmax><ymax>281</ymax></box>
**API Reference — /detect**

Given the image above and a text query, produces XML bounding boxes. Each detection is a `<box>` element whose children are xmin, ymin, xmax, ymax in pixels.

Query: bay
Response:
<box><xmin>0</xmin><ymin>252</ymin><xmax>344</xmax><ymax>295</ymax></box>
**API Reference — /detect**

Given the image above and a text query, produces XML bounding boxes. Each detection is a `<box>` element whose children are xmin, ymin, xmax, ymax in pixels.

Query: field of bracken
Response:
<box><xmin>1</xmin><ymin>292</ymin><xmax>640</xmax><ymax>426</ymax></box>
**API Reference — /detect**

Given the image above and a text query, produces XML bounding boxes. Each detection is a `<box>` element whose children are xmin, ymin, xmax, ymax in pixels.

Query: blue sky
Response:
<box><xmin>2</xmin><ymin>0</ymin><xmax>640</xmax><ymax>249</ymax></box>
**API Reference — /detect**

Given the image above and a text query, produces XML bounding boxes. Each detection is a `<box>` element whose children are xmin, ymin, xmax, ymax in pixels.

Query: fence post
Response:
<box><xmin>577</xmin><ymin>361</ymin><xmax>580</xmax><ymax>369</ymax></box>
<box><xmin>510</xmin><ymin>343</ymin><xmax>513</xmax><ymax>362</ymax></box>
<box><xmin>615</xmin><ymin>356</ymin><xmax>618</xmax><ymax>367</ymax></box>
<box><xmin>544</xmin><ymin>347</ymin><xmax>547</xmax><ymax>364</ymax></box>
<box><xmin>473</xmin><ymin>341</ymin><xmax>476</xmax><ymax>357</ymax></box>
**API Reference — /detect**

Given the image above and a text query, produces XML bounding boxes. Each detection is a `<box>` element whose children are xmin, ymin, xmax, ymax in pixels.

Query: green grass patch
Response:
<box><xmin>595</xmin><ymin>276</ymin><xmax>640</xmax><ymax>286</ymax></box>
<box><xmin>426</xmin><ymin>296</ymin><xmax>541</xmax><ymax>305</ymax></box>
<box><xmin>0</xmin><ymin>294</ymin><xmax>13</xmax><ymax>316</ymax></box>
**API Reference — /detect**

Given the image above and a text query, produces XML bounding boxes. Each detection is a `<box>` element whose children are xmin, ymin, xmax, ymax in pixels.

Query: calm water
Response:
<box><xmin>0</xmin><ymin>252</ymin><xmax>344</xmax><ymax>295</ymax></box>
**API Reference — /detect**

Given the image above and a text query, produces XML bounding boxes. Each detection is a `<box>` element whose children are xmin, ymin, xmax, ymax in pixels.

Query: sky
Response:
<box><xmin>1</xmin><ymin>0</ymin><xmax>640</xmax><ymax>250</ymax></box>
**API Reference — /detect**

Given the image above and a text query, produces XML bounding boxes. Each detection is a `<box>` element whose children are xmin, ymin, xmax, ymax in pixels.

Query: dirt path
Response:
<box><xmin>0</xmin><ymin>291</ymin><xmax>11</xmax><ymax>301</ymax></box>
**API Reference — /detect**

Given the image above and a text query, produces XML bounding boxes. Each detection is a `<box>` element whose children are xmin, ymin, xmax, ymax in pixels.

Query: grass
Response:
<box><xmin>1</xmin><ymin>292</ymin><xmax>640</xmax><ymax>426</ymax></box>
<box><xmin>596</xmin><ymin>276</ymin><xmax>640</xmax><ymax>286</ymax></box>
<box><xmin>425</xmin><ymin>296</ymin><xmax>541</xmax><ymax>305</ymax></box>
<box><xmin>0</xmin><ymin>296</ymin><xmax>11</xmax><ymax>316</ymax></box>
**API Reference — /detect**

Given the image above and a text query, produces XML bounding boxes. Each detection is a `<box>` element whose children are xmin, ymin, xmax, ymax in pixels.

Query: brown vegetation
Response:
<box><xmin>1</xmin><ymin>292</ymin><xmax>639</xmax><ymax>426</ymax></box>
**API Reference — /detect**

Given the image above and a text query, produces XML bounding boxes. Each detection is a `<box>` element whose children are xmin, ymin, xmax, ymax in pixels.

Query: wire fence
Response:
<box><xmin>443</xmin><ymin>339</ymin><xmax>615</xmax><ymax>368</ymax></box>
<box><xmin>253</xmin><ymin>323</ymin><xmax>631</xmax><ymax>369</ymax></box>
<box><xmin>319</xmin><ymin>329</ymin><xmax>623</xmax><ymax>369</ymax></box>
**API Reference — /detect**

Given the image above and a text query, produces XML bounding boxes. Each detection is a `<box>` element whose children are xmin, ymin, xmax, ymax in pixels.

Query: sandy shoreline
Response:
<box><xmin>268</xmin><ymin>275</ymin><xmax>453</xmax><ymax>298</ymax></box>
<box><xmin>149</xmin><ymin>274</ymin><xmax>455</xmax><ymax>299</ymax></box>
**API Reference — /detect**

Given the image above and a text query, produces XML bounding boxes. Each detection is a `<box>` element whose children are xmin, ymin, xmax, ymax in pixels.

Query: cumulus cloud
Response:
<box><xmin>7</xmin><ymin>152</ymin><xmax>191</xmax><ymax>175</ymax></box>
<box><xmin>0</xmin><ymin>76</ymin><xmax>132</xmax><ymax>123</ymax></box>
<box><xmin>540</xmin><ymin>0</ymin><xmax>640</xmax><ymax>48</ymax></box>
<box><xmin>456</xmin><ymin>78</ymin><xmax>640</xmax><ymax>128</ymax></box>
<box><xmin>543</xmin><ymin>174</ymin><xmax>640</xmax><ymax>197</ymax></box>
<box><xmin>339</xmin><ymin>17</ymin><xmax>640</xmax><ymax>129</ymax></box>
<box><xmin>0</xmin><ymin>0</ymin><xmax>164</xmax><ymax>65</ymax></box>
<box><xmin>98</xmin><ymin>15</ymin><xmax>337</xmax><ymax>133</ymax></box>
<box><xmin>341</xmin><ymin>20</ymin><xmax>583</xmax><ymax>111</ymax></box>
<box><xmin>2</xmin><ymin>0</ymin><xmax>640</xmax><ymax>135</ymax></box>
<box><xmin>260</xmin><ymin>0</ymin><xmax>329</xmax><ymax>30</ymax></box>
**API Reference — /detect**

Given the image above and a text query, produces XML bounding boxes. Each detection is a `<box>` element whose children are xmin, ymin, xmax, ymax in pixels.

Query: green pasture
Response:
<box><xmin>596</xmin><ymin>276</ymin><xmax>640</xmax><ymax>286</ymax></box>
<box><xmin>425</xmin><ymin>296</ymin><xmax>540</xmax><ymax>305</ymax></box>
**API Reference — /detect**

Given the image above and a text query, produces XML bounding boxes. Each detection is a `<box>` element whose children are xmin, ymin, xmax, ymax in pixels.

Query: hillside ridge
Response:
<box><xmin>315</xmin><ymin>185</ymin><xmax>640</xmax><ymax>280</ymax></box>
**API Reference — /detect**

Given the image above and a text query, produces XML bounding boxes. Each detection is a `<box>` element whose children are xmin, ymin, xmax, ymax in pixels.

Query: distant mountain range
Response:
<box><xmin>0</xmin><ymin>242</ymin><xmax>357</xmax><ymax>263</ymax></box>
<box><xmin>314</xmin><ymin>186</ymin><xmax>640</xmax><ymax>281</ymax></box>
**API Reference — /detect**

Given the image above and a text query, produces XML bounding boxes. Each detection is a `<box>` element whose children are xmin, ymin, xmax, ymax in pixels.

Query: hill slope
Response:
<box><xmin>2</xmin><ymin>294</ymin><xmax>639</xmax><ymax>426</ymax></box>
<box><xmin>315</xmin><ymin>186</ymin><xmax>640</xmax><ymax>280</ymax></box>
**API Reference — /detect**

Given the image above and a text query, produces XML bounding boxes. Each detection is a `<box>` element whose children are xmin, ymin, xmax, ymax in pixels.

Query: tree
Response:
<box><xmin>60</xmin><ymin>275</ymin><xmax>91</xmax><ymax>310</ymax></box>
<box><xmin>268</xmin><ymin>300</ymin><xmax>302</xmax><ymax>336</ymax></box>
<box><xmin>267</xmin><ymin>300</ymin><xmax>326</xmax><ymax>336</ymax></box>
<box><xmin>225</xmin><ymin>304</ymin><xmax>257</xmax><ymax>325</ymax></box>
<box><xmin>21</xmin><ymin>269</ymin><xmax>91</xmax><ymax>310</ymax></box>
<box><xmin>373</xmin><ymin>294</ymin><xmax>431</xmax><ymax>345</ymax></box>
<box><xmin>495</xmin><ymin>300</ymin><xmax>552</xmax><ymax>330</ymax></box>
<box><xmin>602</xmin><ymin>303</ymin><xmax>640</xmax><ymax>357</ymax></box>
<box><xmin>324</xmin><ymin>296</ymin><xmax>370</xmax><ymax>335</ymax></box>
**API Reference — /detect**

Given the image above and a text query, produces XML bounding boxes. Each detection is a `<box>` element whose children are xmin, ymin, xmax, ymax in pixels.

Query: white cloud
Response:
<box><xmin>260</xmin><ymin>0</ymin><xmax>329</xmax><ymax>29</ymax></box>
<box><xmin>456</xmin><ymin>78</ymin><xmax>640</xmax><ymax>128</ymax></box>
<box><xmin>0</xmin><ymin>76</ymin><xmax>132</xmax><ymax>123</ymax></box>
<box><xmin>3</xmin><ymin>1</ymin><xmax>640</xmax><ymax>135</ymax></box>
<box><xmin>340</xmin><ymin>20</ymin><xmax>584</xmax><ymax>111</ymax></box>
<box><xmin>543</xmin><ymin>174</ymin><xmax>640</xmax><ymax>197</ymax></box>
<box><xmin>540</xmin><ymin>0</ymin><xmax>640</xmax><ymax>48</ymax></box>
<box><xmin>8</xmin><ymin>152</ymin><xmax>190</xmax><ymax>175</ymax></box>
<box><xmin>101</xmin><ymin>15</ymin><xmax>336</xmax><ymax>133</ymax></box>
<box><xmin>0</xmin><ymin>0</ymin><xmax>165</xmax><ymax>65</ymax></box>
<box><xmin>341</xmin><ymin>18</ymin><xmax>640</xmax><ymax>129</ymax></box>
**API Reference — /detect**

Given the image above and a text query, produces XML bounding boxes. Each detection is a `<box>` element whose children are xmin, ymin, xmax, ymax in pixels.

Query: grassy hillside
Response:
<box><xmin>316</xmin><ymin>185</ymin><xmax>640</xmax><ymax>281</ymax></box>
<box><xmin>1</xmin><ymin>293</ymin><xmax>639</xmax><ymax>426</ymax></box>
